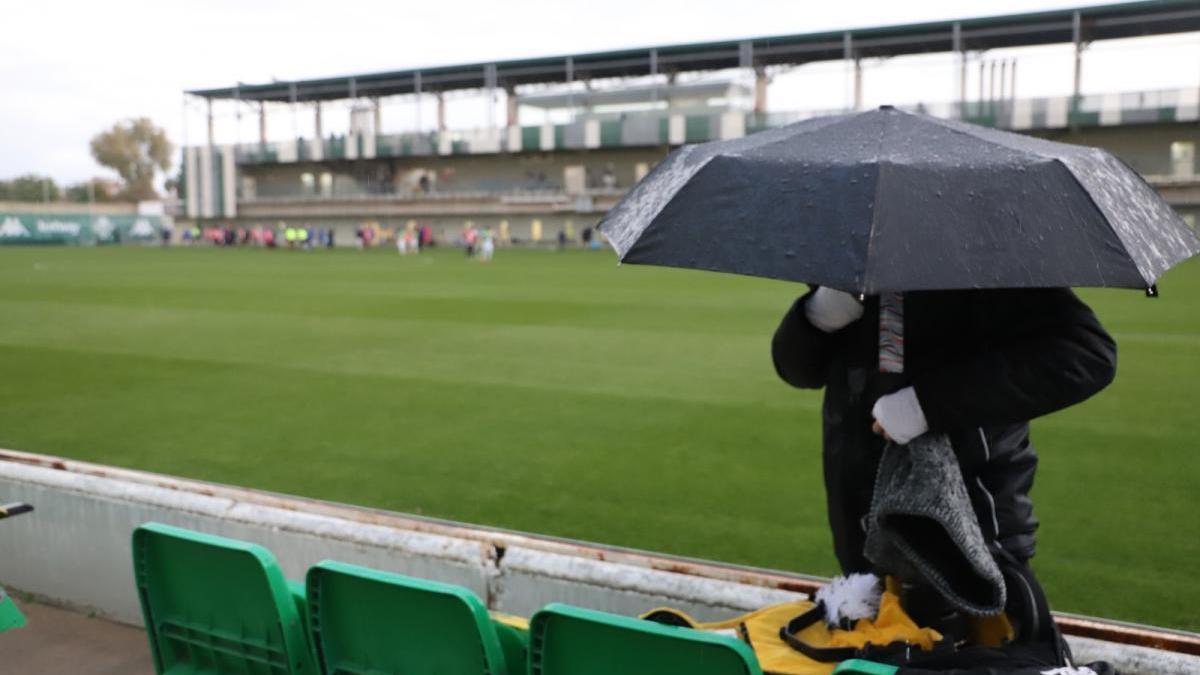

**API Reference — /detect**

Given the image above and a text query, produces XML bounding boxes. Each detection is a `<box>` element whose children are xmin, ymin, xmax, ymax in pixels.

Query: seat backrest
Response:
<box><xmin>306</xmin><ymin>560</ymin><xmax>509</xmax><ymax>675</ymax></box>
<box><xmin>529</xmin><ymin>603</ymin><xmax>762</xmax><ymax>675</ymax></box>
<box><xmin>132</xmin><ymin>522</ymin><xmax>315</xmax><ymax>675</ymax></box>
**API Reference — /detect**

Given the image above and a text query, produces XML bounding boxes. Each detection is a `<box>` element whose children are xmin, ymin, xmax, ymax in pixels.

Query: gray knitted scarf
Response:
<box><xmin>863</xmin><ymin>433</ymin><xmax>1006</xmax><ymax>617</ymax></box>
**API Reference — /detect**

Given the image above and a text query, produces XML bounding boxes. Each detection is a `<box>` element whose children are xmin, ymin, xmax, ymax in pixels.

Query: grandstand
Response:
<box><xmin>180</xmin><ymin>0</ymin><xmax>1200</xmax><ymax>243</ymax></box>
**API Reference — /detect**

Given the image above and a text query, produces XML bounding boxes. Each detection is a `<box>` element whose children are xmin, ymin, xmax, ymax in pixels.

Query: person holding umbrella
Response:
<box><xmin>772</xmin><ymin>283</ymin><xmax>1115</xmax><ymax>656</ymax></box>
<box><xmin>598</xmin><ymin>106</ymin><xmax>1199</xmax><ymax>668</ymax></box>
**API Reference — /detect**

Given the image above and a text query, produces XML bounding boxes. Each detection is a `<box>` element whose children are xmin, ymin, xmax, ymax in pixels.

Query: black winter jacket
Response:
<box><xmin>772</xmin><ymin>288</ymin><xmax>1116</xmax><ymax>573</ymax></box>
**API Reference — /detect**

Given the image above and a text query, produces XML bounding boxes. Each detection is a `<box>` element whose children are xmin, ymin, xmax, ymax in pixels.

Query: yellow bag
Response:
<box><xmin>641</xmin><ymin>591</ymin><xmax>945</xmax><ymax>675</ymax></box>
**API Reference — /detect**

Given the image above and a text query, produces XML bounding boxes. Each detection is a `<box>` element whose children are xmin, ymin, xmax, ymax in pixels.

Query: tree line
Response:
<box><xmin>1</xmin><ymin>117</ymin><xmax>173</xmax><ymax>204</ymax></box>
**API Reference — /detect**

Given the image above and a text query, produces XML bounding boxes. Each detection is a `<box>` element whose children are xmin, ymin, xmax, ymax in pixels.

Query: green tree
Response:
<box><xmin>64</xmin><ymin>179</ymin><xmax>116</xmax><ymax>204</ymax></box>
<box><xmin>0</xmin><ymin>174</ymin><xmax>59</xmax><ymax>202</ymax></box>
<box><xmin>164</xmin><ymin>162</ymin><xmax>184</xmax><ymax>199</ymax></box>
<box><xmin>90</xmin><ymin>118</ymin><xmax>173</xmax><ymax>201</ymax></box>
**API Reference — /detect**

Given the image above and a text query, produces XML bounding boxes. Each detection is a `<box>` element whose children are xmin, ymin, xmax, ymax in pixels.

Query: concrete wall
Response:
<box><xmin>0</xmin><ymin>450</ymin><xmax>807</xmax><ymax>627</ymax></box>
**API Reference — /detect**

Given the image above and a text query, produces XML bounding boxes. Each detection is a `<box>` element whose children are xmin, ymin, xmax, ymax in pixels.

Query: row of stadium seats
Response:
<box><xmin>131</xmin><ymin>522</ymin><xmax>886</xmax><ymax>675</ymax></box>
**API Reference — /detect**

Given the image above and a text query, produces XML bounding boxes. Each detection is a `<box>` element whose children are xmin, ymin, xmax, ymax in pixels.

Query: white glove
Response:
<box><xmin>872</xmin><ymin>387</ymin><xmax>929</xmax><ymax>445</ymax></box>
<box><xmin>804</xmin><ymin>287</ymin><xmax>864</xmax><ymax>333</ymax></box>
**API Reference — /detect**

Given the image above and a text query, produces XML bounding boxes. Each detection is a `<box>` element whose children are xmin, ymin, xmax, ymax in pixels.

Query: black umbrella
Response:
<box><xmin>600</xmin><ymin>106</ymin><xmax>1199</xmax><ymax>294</ymax></box>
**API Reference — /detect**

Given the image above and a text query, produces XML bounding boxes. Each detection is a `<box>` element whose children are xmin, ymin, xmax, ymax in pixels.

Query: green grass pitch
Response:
<box><xmin>0</xmin><ymin>245</ymin><xmax>1196</xmax><ymax>630</ymax></box>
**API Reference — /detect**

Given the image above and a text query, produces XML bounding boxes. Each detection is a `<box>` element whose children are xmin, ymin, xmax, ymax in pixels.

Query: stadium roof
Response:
<box><xmin>187</xmin><ymin>1</ymin><xmax>1200</xmax><ymax>103</ymax></box>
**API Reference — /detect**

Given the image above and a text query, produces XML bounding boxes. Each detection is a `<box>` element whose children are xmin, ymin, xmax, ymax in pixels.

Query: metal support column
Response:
<box><xmin>288</xmin><ymin>83</ymin><xmax>298</xmax><ymax>139</ymax></box>
<box><xmin>1072</xmin><ymin>10</ymin><xmax>1084</xmax><ymax>121</ymax></box>
<box><xmin>953</xmin><ymin>22</ymin><xmax>965</xmax><ymax>117</ymax></box>
<box><xmin>206</xmin><ymin>98</ymin><xmax>214</xmax><ymax>147</ymax></box>
<box><xmin>414</xmin><ymin>72</ymin><xmax>423</xmax><ymax>132</ymax></box>
<box><xmin>259</xmin><ymin>101</ymin><xmax>267</xmax><ymax>145</ymax></box>
<box><xmin>484</xmin><ymin>64</ymin><xmax>498</xmax><ymax>129</ymax></box>
<box><xmin>843</xmin><ymin>32</ymin><xmax>858</xmax><ymax>111</ymax></box>
<box><xmin>565</xmin><ymin>56</ymin><xmax>575</xmax><ymax>121</ymax></box>
<box><xmin>978</xmin><ymin>60</ymin><xmax>985</xmax><ymax>106</ymax></box>
<box><xmin>372</xmin><ymin>97</ymin><xmax>382</xmax><ymax>136</ymax></box>
<box><xmin>436</xmin><ymin>92</ymin><xmax>446</xmax><ymax>132</ymax></box>
<box><xmin>854</xmin><ymin>58</ymin><xmax>863</xmax><ymax>111</ymax></box>
<box><xmin>314</xmin><ymin>102</ymin><xmax>323</xmax><ymax>140</ymax></box>
<box><xmin>754</xmin><ymin>66</ymin><xmax>769</xmax><ymax>114</ymax></box>
<box><xmin>649</xmin><ymin>49</ymin><xmax>659</xmax><ymax>106</ymax></box>
<box><xmin>505</xmin><ymin>85</ymin><xmax>518</xmax><ymax>128</ymax></box>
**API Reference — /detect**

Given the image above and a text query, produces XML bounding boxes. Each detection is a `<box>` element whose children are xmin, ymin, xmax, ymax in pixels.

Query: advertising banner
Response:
<box><xmin>0</xmin><ymin>213</ymin><xmax>164</xmax><ymax>245</ymax></box>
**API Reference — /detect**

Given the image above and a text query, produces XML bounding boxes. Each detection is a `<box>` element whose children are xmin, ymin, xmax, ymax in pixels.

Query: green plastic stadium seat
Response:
<box><xmin>306</xmin><ymin>560</ymin><xmax>522</xmax><ymax>675</ymax></box>
<box><xmin>132</xmin><ymin>522</ymin><xmax>316</xmax><ymax>675</ymax></box>
<box><xmin>529</xmin><ymin>603</ymin><xmax>762</xmax><ymax>675</ymax></box>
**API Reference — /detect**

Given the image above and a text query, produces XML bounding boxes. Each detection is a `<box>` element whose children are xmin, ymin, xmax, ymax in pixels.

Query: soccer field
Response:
<box><xmin>0</xmin><ymin>245</ymin><xmax>1196</xmax><ymax>630</ymax></box>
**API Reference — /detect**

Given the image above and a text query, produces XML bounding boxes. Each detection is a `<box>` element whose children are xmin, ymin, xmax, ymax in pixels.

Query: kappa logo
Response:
<box><xmin>92</xmin><ymin>216</ymin><xmax>115</xmax><ymax>239</ymax></box>
<box><xmin>0</xmin><ymin>217</ymin><xmax>29</xmax><ymax>238</ymax></box>
<box><xmin>129</xmin><ymin>218</ymin><xmax>155</xmax><ymax>237</ymax></box>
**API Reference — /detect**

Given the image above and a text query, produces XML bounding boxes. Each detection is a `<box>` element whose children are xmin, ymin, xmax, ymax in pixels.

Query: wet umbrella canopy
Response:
<box><xmin>600</xmin><ymin>106</ymin><xmax>1200</xmax><ymax>294</ymax></box>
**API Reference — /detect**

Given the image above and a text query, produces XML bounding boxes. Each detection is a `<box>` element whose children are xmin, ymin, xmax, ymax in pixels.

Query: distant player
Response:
<box><xmin>464</xmin><ymin>224</ymin><xmax>478</xmax><ymax>257</ymax></box>
<box><xmin>479</xmin><ymin>227</ymin><xmax>495</xmax><ymax>262</ymax></box>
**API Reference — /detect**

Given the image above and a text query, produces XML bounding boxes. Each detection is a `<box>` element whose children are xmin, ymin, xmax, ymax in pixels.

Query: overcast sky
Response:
<box><xmin>3</xmin><ymin>0</ymin><xmax>1198</xmax><ymax>184</ymax></box>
